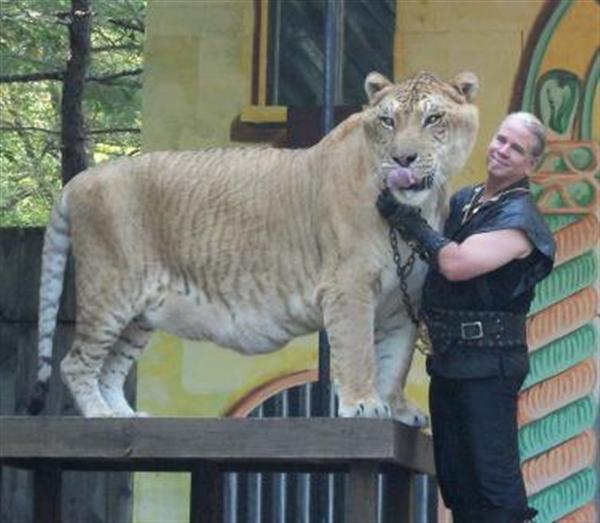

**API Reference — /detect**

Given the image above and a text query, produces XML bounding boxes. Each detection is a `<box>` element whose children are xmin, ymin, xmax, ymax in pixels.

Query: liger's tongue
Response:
<box><xmin>387</xmin><ymin>166</ymin><xmax>417</xmax><ymax>190</ymax></box>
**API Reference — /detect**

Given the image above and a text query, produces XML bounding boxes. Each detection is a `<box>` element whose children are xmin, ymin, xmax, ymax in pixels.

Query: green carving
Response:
<box><xmin>542</xmin><ymin>213</ymin><xmax>582</xmax><ymax>232</ymax></box>
<box><xmin>551</xmin><ymin>157</ymin><xmax>570</xmax><ymax>172</ymax></box>
<box><xmin>530</xmin><ymin>183</ymin><xmax>543</xmax><ymax>200</ymax></box>
<box><xmin>529</xmin><ymin>468</ymin><xmax>597</xmax><ymax>523</ymax></box>
<box><xmin>566</xmin><ymin>180</ymin><xmax>595</xmax><ymax>207</ymax></box>
<box><xmin>524</xmin><ymin>325</ymin><xmax>598</xmax><ymax>389</ymax></box>
<box><xmin>529</xmin><ymin>251</ymin><xmax>598</xmax><ymax>315</ymax></box>
<box><xmin>530</xmin><ymin>174</ymin><xmax>596</xmax><ymax>212</ymax></box>
<box><xmin>568</xmin><ymin>146</ymin><xmax>595</xmax><ymax>170</ymax></box>
<box><xmin>518</xmin><ymin>0</ymin><xmax>599</xmax><ymax>516</ymax></box>
<box><xmin>521</xmin><ymin>0</ymin><xmax>573</xmax><ymax>112</ymax></box>
<box><xmin>536</xmin><ymin>70</ymin><xmax>581</xmax><ymax>135</ymax></box>
<box><xmin>519</xmin><ymin>396</ymin><xmax>596</xmax><ymax>461</ymax></box>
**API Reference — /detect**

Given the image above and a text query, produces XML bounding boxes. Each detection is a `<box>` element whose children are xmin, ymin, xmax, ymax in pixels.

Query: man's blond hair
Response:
<box><xmin>505</xmin><ymin>112</ymin><xmax>546</xmax><ymax>162</ymax></box>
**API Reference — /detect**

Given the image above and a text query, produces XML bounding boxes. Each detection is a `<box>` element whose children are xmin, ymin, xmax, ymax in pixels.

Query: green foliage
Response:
<box><xmin>0</xmin><ymin>0</ymin><xmax>146</xmax><ymax>226</ymax></box>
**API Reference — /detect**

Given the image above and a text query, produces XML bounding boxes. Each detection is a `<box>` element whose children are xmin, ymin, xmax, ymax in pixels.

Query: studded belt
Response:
<box><xmin>422</xmin><ymin>307</ymin><xmax>527</xmax><ymax>347</ymax></box>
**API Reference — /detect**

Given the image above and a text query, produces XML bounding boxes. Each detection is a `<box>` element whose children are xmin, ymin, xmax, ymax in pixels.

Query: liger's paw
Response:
<box><xmin>338</xmin><ymin>397</ymin><xmax>392</xmax><ymax>418</ymax></box>
<box><xmin>109</xmin><ymin>408</ymin><xmax>149</xmax><ymax>418</ymax></box>
<box><xmin>394</xmin><ymin>402</ymin><xmax>429</xmax><ymax>428</ymax></box>
<box><xmin>82</xmin><ymin>406</ymin><xmax>116</xmax><ymax>418</ymax></box>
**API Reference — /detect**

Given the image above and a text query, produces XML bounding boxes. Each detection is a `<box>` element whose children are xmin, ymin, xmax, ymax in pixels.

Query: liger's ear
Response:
<box><xmin>365</xmin><ymin>72</ymin><xmax>393</xmax><ymax>105</ymax></box>
<box><xmin>451</xmin><ymin>71</ymin><xmax>479</xmax><ymax>103</ymax></box>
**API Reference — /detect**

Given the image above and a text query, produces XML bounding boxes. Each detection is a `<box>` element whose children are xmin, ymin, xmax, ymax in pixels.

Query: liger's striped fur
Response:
<box><xmin>29</xmin><ymin>71</ymin><xmax>479</xmax><ymax>421</ymax></box>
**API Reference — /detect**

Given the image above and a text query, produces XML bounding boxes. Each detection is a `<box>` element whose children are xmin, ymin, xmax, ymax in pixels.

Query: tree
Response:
<box><xmin>0</xmin><ymin>0</ymin><xmax>146</xmax><ymax>226</ymax></box>
<box><xmin>61</xmin><ymin>0</ymin><xmax>92</xmax><ymax>184</ymax></box>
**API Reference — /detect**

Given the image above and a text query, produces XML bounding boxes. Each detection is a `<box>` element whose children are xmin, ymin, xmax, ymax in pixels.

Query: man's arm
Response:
<box><xmin>376</xmin><ymin>189</ymin><xmax>533</xmax><ymax>279</ymax></box>
<box><xmin>438</xmin><ymin>229</ymin><xmax>533</xmax><ymax>281</ymax></box>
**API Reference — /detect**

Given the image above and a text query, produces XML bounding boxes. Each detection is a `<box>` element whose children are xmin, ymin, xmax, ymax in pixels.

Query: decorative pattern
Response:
<box><xmin>522</xmin><ymin>140</ymin><xmax>598</xmax><ymax>522</ymax></box>
<box><xmin>515</xmin><ymin>1</ymin><xmax>599</xmax><ymax>519</ymax></box>
<box><xmin>531</xmin><ymin>142</ymin><xmax>599</xmax><ymax>214</ymax></box>
<box><xmin>522</xmin><ymin>431</ymin><xmax>596</xmax><ymax>496</ymax></box>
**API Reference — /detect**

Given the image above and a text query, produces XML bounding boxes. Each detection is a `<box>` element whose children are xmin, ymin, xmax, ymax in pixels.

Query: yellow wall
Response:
<box><xmin>137</xmin><ymin>4</ymin><xmax>260</xmax><ymax>521</ymax></box>
<box><xmin>395</xmin><ymin>0</ymin><xmax>545</xmax><ymax>189</ymax></box>
<box><xmin>143</xmin><ymin>0</ymin><xmax>546</xmax><ymax>178</ymax></box>
<box><xmin>142</xmin><ymin>0</ymin><xmax>254</xmax><ymax>151</ymax></box>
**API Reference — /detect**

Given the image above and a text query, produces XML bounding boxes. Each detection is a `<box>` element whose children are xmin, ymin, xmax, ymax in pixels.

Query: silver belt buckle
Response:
<box><xmin>461</xmin><ymin>321</ymin><xmax>483</xmax><ymax>340</ymax></box>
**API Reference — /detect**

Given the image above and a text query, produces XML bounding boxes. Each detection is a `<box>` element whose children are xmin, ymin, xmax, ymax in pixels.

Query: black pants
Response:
<box><xmin>429</xmin><ymin>374</ymin><xmax>537</xmax><ymax>522</ymax></box>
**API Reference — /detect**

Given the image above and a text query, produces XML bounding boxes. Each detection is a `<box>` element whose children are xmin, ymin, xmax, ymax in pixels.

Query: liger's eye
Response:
<box><xmin>424</xmin><ymin>113</ymin><xmax>444</xmax><ymax>127</ymax></box>
<box><xmin>379</xmin><ymin>116</ymin><xmax>395</xmax><ymax>128</ymax></box>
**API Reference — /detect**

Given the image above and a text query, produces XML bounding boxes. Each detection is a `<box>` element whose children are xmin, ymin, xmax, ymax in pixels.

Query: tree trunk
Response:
<box><xmin>61</xmin><ymin>0</ymin><xmax>92</xmax><ymax>185</ymax></box>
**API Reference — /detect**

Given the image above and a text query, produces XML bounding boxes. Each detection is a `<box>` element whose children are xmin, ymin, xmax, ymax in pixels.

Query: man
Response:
<box><xmin>377</xmin><ymin>112</ymin><xmax>555</xmax><ymax>523</ymax></box>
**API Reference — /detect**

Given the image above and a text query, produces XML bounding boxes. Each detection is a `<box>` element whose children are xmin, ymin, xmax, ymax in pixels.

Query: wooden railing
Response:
<box><xmin>0</xmin><ymin>417</ymin><xmax>434</xmax><ymax>523</ymax></box>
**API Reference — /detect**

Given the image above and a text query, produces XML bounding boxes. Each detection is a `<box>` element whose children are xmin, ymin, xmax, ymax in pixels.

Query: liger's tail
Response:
<box><xmin>28</xmin><ymin>193</ymin><xmax>71</xmax><ymax>415</ymax></box>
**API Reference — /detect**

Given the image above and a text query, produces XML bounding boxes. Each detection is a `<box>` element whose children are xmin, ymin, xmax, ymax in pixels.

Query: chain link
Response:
<box><xmin>388</xmin><ymin>225</ymin><xmax>419</xmax><ymax>325</ymax></box>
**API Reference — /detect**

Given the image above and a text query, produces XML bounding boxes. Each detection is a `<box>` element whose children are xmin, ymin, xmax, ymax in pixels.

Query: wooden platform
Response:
<box><xmin>1</xmin><ymin>417</ymin><xmax>434</xmax><ymax>523</ymax></box>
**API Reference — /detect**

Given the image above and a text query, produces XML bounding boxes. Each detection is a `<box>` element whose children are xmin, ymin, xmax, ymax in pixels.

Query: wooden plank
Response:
<box><xmin>189</xmin><ymin>462</ymin><xmax>221</xmax><ymax>523</ymax></box>
<box><xmin>0</xmin><ymin>418</ymin><xmax>434</xmax><ymax>474</ymax></box>
<box><xmin>1</xmin><ymin>323</ymin><xmax>134</xmax><ymax>523</ymax></box>
<box><xmin>3</xmin><ymin>458</ymin><xmax>351</xmax><ymax>474</ymax></box>
<box><xmin>344</xmin><ymin>462</ymin><xmax>379</xmax><ymax>523</ymax></box>
<box><xmin>0</xmin><ymin>228</ymin><xmax>75</xmax><ymax>322</ymax></box>
<box><xmin>33</xmin><ymin>463</ymin><xmax>61</xmax><ymax>523</ymax></box>
<box><xmin>0</xmin><ymin>228</ymin><xmax>44</xmax><ymax>322</ymax></box>
<box><xmin>392</xmin><ymin>422</ymin><xmax>435</xmax><ymax>475</ymax></box>
<box><xmin>1</xmin><ymin>417</ymin><xmax>434</xmax><ymax>522</ymax></box>
<box><xmin>0</xmin><ymin>467</ymin><xmax>32</xmax><ymax>522</ymax></box>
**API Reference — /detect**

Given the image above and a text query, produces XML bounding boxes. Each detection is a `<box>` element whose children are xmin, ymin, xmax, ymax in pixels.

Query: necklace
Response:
<box><xmin>460</xmin><ymin>185</ymin><xmax>485</xmax><ymax>224</ymax></box>
<box><xmin>461</xmin><ymin>184</ymin><xmax>529</xmax><ymax>225</ymax></box>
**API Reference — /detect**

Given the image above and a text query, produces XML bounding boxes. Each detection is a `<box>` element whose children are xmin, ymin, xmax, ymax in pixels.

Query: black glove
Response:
<box><xmin>376</xmin><ymin>188</ymin><xmax>450</xmax><ymax>270</ymax></box>
<box><xmin>376</xmin><ymin>188</ymin><xmax>424</xmax><ymax>225</ymax></box>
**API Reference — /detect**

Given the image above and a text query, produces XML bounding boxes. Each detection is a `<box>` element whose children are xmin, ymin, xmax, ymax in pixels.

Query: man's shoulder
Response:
<box><xmin>486</xmin><ymin>192</ymin><xmax>556</xmax><ymax>260</ymax></box>
<box><xmin>500</xmin><ymin>192</ymin><xmax>544</xmax><ymax>223</ymax></box>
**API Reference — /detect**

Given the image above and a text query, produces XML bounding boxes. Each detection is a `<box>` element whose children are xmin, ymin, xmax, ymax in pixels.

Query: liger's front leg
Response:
<box><xmin>321</xmin><ymin>281</ymin><xmax>391</xmax><ymax>418</ymax></box>
<box><xmin>375</xmin><ymin>318</ymin><xmax>429</xmax><ymax>428</ymax></box>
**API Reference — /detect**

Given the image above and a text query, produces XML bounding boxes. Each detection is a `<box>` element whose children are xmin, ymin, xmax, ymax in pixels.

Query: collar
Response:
<box><xmin>483</xmin><ymin>176</ymin><xmax>530</xmax><ymax>199</ymax></box>
<box><xmin>461</xmin><ymin>177</ymin><xmax>529</xmax><ymax>225</ymax></box>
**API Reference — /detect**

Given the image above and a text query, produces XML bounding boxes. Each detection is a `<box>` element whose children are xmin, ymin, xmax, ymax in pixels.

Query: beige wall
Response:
<box><xmin>138</xmin><ymin>6</ymin><xmax>258</xmax><ymax>519</ymax></box>
<box><xmin>395</xmin><ymin>0</ymin><xmax>545</xmax><ymax>188</ymax></box>
<box><xmin>142</xmin><ymin>0</ymin><xmax>254</xmax><ymax>151</ymax></box>
<box><xmin>143</xmin><ymin>0</ymin><xmax>545</xmax><ymax>186</ymax></box>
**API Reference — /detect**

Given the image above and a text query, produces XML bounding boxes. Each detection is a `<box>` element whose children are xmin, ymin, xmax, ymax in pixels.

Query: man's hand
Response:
<box><xmin>376</xmin><ymin>188</ymin><xmax>422</xmax><ymax>226</ymax></box>
<box><xmin>376</xmin><ymin>188</ymin><xmax>449</xmax><ymax>271</ymax></box>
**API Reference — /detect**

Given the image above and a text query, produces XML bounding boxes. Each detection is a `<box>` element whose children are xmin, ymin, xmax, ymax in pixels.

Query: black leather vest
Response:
<box><xmin>423</xmin><ymin>178</ymin><xmax>556</xmax><ymax>379</ymax></box>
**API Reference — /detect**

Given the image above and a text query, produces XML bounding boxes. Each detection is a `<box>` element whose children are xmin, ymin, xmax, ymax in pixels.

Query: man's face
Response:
<box><xmin>486</xmin><ymin>117</ymin><xmax>537</xmax><ymax>180</ymax></box>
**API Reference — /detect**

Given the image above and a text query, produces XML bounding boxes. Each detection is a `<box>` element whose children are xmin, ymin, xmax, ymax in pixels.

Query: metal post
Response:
<box><xmin>319</xmin><ymin>0</ymin><xmax>344</xmax><ymax>418</ymax></box>
<box><xmin>322</xmin><ymin>0</ymin><xmax>344</xmax><ymax>134</ymax></box>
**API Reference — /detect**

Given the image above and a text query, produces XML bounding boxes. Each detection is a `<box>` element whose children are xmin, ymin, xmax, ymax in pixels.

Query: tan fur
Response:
<box><xmin>32</xmin><ymin>71</ymin><xmax>479</xmax><ymax>421</ymax></box>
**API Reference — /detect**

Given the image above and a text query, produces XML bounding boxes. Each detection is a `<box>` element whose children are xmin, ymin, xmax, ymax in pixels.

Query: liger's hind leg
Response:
<box><xmin>99</xmin><ymin>318</ymin><xmax>153</xmax><ymax>417</ymax></box>
<box><xmin>61</xmin><ymin>309</ymin><xmax>129</xmax><ymax>417</ymax></box>
<box><xmin>61</xmin><ymin>340</ymin><xmax>116</xmax><ymax>417</ymax></box>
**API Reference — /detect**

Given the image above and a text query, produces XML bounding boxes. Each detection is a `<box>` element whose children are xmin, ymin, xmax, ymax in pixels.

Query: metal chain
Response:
<box><xmin>388</xmin><ymin>225</ymin><xmax>419</xmax><ymax>325</ymax></box>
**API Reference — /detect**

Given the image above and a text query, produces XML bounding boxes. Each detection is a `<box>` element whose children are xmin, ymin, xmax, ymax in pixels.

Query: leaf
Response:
<box><xmin>0</xmin><ymin>0</ymin><xmax>146</xmax><ymax>225</ymax></box>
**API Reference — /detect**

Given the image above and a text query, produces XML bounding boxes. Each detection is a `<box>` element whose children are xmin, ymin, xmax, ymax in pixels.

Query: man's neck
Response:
<box><xmin>482</xmin><ymin>175</ymin><xmax>529</xmax><ymax>201</ymax></box>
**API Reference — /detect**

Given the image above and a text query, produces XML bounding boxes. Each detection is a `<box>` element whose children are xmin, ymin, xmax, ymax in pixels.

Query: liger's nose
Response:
<box><xmin>393</xmin><ymin>153</ymin><xmax>418</xmax><ymax>167</ymax></box>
